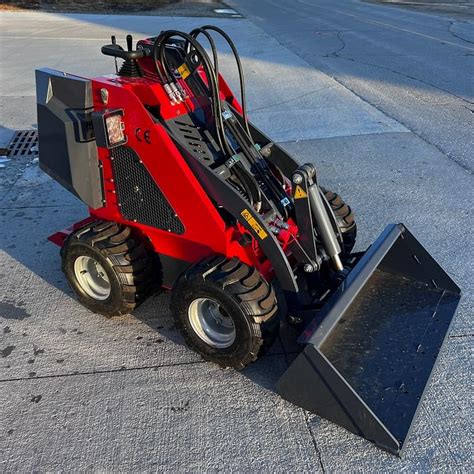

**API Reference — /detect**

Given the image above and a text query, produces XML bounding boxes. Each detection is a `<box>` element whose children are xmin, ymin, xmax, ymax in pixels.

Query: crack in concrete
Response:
<box><xmin>447</xmin><ymin>21</ymin><xmax>474</xmax><ymax>46</ymax></box>
<box><xmin>304</xmin><ymin>411</ymin><xmax>326</xmax><ymax>473</ymax></box>
<box><xmin>324</xmin><ymin>31</ymin><xmax>347</xmax><ymax>58</ymax></box>
<box><xmin>449</xmin><ymin>333</ymin><xmax>473</xmax><ymax>339</ymax></box>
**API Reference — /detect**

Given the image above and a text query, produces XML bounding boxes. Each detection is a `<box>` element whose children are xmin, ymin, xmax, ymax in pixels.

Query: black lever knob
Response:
<box><xmin>126</xmin><ymin>35</ymin><xmax>133</xmax><ymax>51</ymax></box>
<box><xmin>111</xmin><ymin>35</ymin><xmax>116</xmax><ymax>45</ymax></box>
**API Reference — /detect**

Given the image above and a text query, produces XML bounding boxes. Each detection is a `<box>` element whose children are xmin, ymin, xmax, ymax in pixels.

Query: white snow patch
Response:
<box><xmin>214</xmin><ymin>8</ymin><xmax>240</xmax><ymax>15</ymax></box>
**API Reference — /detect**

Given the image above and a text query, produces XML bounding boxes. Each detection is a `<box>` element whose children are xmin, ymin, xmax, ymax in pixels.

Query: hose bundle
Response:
<box><xmin>152</xmin><ymin>27</ymin><xmax>293</xmax><ymax>216</ymax></box>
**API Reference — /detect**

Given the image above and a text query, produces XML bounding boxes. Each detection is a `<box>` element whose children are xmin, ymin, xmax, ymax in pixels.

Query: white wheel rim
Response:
<box><xmin>74</xmin><ymin>256</ymin><xmax>111</xmax><ymax>301</ymax></box>
<box><xmin>188</xmin><ymin>297</ymin><xmax>236</xmax><ymax>349</ymax></box>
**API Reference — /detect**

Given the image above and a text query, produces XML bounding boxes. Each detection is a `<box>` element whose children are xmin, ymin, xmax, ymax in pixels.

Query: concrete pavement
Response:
<box><xmin>1</xmin><ymin>5</ymin><xmax>473</xmax><ymax>472</ymax></box>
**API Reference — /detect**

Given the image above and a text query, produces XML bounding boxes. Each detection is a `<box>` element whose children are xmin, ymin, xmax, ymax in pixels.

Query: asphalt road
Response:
<box><xmin>229</xmin><ymin>0</ymin><xmax>474</xmax><ymax>171</ymax></box>
<box><xmin>1</xmin><ymin>3</ymin><xmax>473</xmax><ymax>472</ymax></box>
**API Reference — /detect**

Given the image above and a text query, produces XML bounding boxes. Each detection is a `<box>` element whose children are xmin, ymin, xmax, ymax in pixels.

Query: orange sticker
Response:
<box><xmin>241</xmin><ymin>209</ymin><xmax>268</xmax><ymax>240</ymax></box>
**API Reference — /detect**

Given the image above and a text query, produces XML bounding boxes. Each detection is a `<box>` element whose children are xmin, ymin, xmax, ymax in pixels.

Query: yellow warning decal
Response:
<box><xmin>293</xmin><ymin>185</ymin><xmax>308</xmax><ymax>199</ymax></box>
<box><xmin>177</xmin><ymin>63</ymin><xmax>191</xmax><ymax>79</ymax></box>
<box><xmin>241</xmin><ymin>209</ymin><xmax>268</xmax><ymax>240</ymax></box>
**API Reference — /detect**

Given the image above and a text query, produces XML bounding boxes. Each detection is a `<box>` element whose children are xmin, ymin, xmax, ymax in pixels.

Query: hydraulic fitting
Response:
<box><xmin>163</xmin><ymin>83</ymin><xmax>177</xmax><ymax>105</ymax></box>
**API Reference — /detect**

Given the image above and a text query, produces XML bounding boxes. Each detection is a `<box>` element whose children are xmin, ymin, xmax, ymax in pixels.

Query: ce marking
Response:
<box><xmin>135</xmin><ymin>128</ymin><xmax>151</xmax><ymax>144</ymax></box>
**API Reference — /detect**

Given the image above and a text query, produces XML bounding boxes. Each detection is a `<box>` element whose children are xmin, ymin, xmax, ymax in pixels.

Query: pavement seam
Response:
<box><xmin>332</xmin><ymin>54</ymin><xmax>473</xmax><ymax>106</ymax></box>
<box><xmin>304</xmin><ymin>69</ymin><xmax>474</xmax><ymax>175</ymax></box>
<box><xmin>320</xmin><ymin>29</ymin><xmax>473</xmax><ymax>108</ymax></box>
<box><xmin>0</xmin><ymin>351</ymin><xmax>295</xmax><ymax>384</ymax></box>
<box><xmin>0</xmin><ymin>204</ymin><xmax>84</xmax><ymax>210</ymax></box>
<box><xmin>0</xmin><ymin>360</ymin><xmax>207</xmax><ymax>383</ymax></box>
<box><xmin>248</xmin><ymin>85</ymin><xmax>334</xmax><ymax>113</ymax></box>
<box><xmin>277</xmin><ymin>329</ymin><xmax>327</xmax><ymax>472</ymax></box>
<box><xmin>276</xmin><ymin>130</ymin><xmax>408</xmax><ymax>146</ymax></box>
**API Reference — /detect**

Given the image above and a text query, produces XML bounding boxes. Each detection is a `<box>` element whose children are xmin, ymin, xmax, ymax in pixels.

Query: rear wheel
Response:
<box><xmin>171</xmin><ymin>256</ymin><xmax>279</xmax><ymax>369</ymax></box>
<box><xmin>61</xmin><ymin>221</ymin><xmax>155</xmax><ymax>316</ymax></box>
<box><xmin>321</xmin><ymin>187</ymin><xmax>357</xmax><ymax>255</ymax></box>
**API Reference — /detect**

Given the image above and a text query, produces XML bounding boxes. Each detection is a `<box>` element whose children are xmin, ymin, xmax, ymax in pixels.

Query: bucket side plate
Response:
<box><xmin>277</xmin><ymin>224</ymin><xmax>460</xmax><ymax>455</ymax></box>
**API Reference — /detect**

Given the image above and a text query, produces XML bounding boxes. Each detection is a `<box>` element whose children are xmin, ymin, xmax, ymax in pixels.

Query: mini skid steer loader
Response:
<box><xmin>35</xmin><ymin>27</ymin><xmax>460</xmax><ymax>455</ymax></box>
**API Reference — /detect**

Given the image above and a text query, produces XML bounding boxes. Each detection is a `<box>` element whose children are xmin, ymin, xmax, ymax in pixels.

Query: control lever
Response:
<box><xmin>101</xmin><ymin>34</ymin><xmax>146</xmax><ymax>60</ymax></box>
<box><xmin>126</xmin><ymin>34</ymin><xmax>133</xmax><ymax>51</ymax></box>
<box><xmin>111</xmin><ymin>36</ymin><xmax>118</xmax><ymax>73</ymax></box>
<box><xmin>101</xmin><ymin>35</ymin><xmax>146</xmax><ymax>78</ymax></box>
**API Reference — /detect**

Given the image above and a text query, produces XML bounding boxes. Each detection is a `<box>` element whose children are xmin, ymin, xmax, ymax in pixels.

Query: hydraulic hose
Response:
<box><xmin>154</xmin><ymin>30</ymin><xmax>263</xmax><ymax>209</ymax></box>
<box><xmin>199</xmin><ymin>25</ymin><xmax>253</xmax><ymax>141</ymax></box>
<box><xmin>153</xmin><ymin>31</ymin><xmax>232</xmax><ymax>157</ymax></box>
<box><xmin>189</xmin><ymin>28</ymin><xmax>219</xmax><ymax>78</ymax></box>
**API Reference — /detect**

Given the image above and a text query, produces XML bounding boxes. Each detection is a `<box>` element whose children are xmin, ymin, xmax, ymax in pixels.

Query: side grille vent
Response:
<box><xmin>110</xmin><ymin>146</ymin><xmax>184</xmax><ymax>234</ymax></box>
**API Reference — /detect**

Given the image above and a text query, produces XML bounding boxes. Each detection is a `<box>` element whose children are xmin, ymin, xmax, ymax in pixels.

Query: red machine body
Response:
<box><xmin>37</xmin><ymin>30</ymin><xmax>460</xmax><ymax>456</ymax></box>
<box><xmin>48</xmin><ymin>67</ymin><xmax>299</xmax><ymax>287</ymax></box>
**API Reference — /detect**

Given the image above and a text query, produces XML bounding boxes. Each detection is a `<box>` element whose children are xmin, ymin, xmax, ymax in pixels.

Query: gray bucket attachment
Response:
<box><xmin>277</xmin><ymin>224</ymin><xmax>460</xmax><ymax>455</ymax></box>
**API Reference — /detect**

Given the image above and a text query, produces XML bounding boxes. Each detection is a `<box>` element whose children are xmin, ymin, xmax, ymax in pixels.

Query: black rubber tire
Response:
<box><xmin>61</xmin><ymin>220</ymin><xmax>155</xmax><ymax>316</ymax></box>
<box><xmin>321</xmin><ymin>187</ymin><xmax>357</xmax><ymax>255</ymax></box>
<box><xmin>171</xmin><ymin>256</ymin><xmax>279</xmax><ymax>369</ymax></box>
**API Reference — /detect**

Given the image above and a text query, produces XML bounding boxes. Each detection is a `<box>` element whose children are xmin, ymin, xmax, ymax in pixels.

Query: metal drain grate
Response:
<box><xmin>7</xmin><ymin>130</ymin><xmax>38</xmax><ymax>157</ymax></box>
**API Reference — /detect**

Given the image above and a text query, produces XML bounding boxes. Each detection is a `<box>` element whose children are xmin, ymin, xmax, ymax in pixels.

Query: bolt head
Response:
<box><xmin>288</xmin><ymin>315</ymin><xmax>303</xmax><ymax>325</ymax></box>
<box><xmin>293</xmin><ymin>174</ymin><xmax>303</xmax><ymax>184</ymax></box>
<box><xmin>304</xmin><ymin>263</ymin><xmax>314</xmax><ymax>273</ymax></box>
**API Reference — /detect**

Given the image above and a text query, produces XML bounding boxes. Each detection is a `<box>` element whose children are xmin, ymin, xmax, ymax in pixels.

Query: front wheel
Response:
<box><xmin>171</xmin><ymin>257</ymin><xmax>279</xmax><ymax>369</ymax></box>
